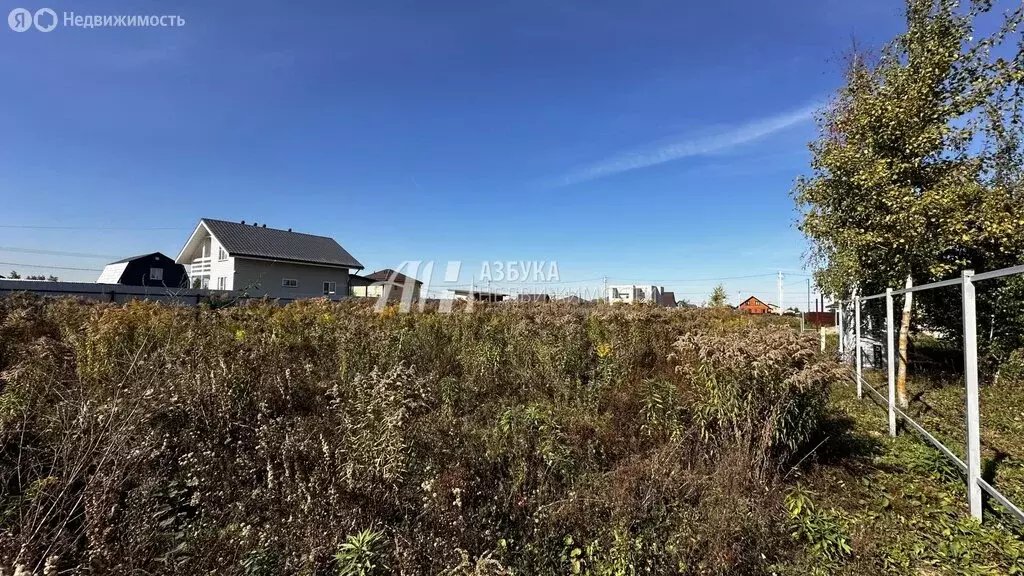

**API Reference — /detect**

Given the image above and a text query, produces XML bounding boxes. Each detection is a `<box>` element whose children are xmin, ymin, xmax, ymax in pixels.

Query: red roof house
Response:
<box><xmin>738</xmin><ymin>296</ymin><xmax>772</xmax><ymax>314</ymax></box>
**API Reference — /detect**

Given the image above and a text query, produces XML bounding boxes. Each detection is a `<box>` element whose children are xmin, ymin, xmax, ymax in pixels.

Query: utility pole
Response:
<box><xmin>777</xmin><ymin>271</ymin><xmax>784</xmax><ymax>315</ymax></box>
<box><xmin>602</xmin><ymin>276</ymin><xmax>608</xmax><ymax>302</ymax></box>
<box><xmin>806</xmin><ymin>278</ymin><xmax>811</xmax><ymax>314</ymax></box>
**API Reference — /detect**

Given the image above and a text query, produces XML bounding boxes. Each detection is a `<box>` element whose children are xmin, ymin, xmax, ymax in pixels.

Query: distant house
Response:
<box><xmin>365</xmin><ymin>268</ymin><xmax>423</xmax><ymax>301</ymax></box>
<box><xmin>175</xmin><ymin>218</ymin><xmax>363</xmax><ymax>298</ymax></box>
<box><xmin>448</xmin><ymin>289</ymin><xmax>509</xmax><ymax>302</ymax></box>
<box><xmin>348</xmin><ymin>273</ymin><xmax>374</xmax><ymax>297</ymax></box>
<box><xmin>608</xmin><ymin>285</ymin><xmax>665</xmax><ymax>305</ymax></box>
<box><xmin>661</xmin><ymin>291</ymin><xmax>677</xmax><ymax>308</ymax></box>
<box><xmin>738</xmin><ymin>296</ymin><xmax>773</xmax><ymax>314</ymax></box>
<box><xmin>517</xmin><ymin>293</ymin><xmax>550</xmax><ymax>302</ymax></box>
<box><xmin>97</xmin><ymin>252</ymin><xmax>188</xmax><ymax>287</ymax></box>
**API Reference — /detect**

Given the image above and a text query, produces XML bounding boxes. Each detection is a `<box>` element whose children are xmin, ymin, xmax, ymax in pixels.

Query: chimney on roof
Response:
<box><xmin>287</xmin><ymin>228</ymin><xmax>292</xmax><ymax>232</ymax></box>
<box><xmin>262</xmin><ymin>224</ymin><xmax>266</xmax><ymax>228</ymax></box>
<box><xmin>252</xmin><ymin>222</ymin><xmax>258</xmax><ymax>226</ymax></box>
<box><xmin>241</xmin><ymin>220</ymin><xmax>245</xmax><ymax>225</ymax></box>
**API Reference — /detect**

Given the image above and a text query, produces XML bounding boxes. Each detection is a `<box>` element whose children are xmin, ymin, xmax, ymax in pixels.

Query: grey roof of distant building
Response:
<box><xmin>108</xmin><ymin>252</ymin><xmax>169</xmax><ymax>265</ymax></box>
<box><xmin>202</xmin><ymin>218</ymin><xmax>363</xmax><ymax>269</ymax></box>
<box><xmin>662</xmin><ymin>291</ymin><xmax>677</xmax><ymax>308</ymax></box>
<box><xmin>367</xmin><ymin>268</ymin><xmax>423</xmax><ymax>285</ymax></box>
<box><xmin>516</xmin><ymin>293</ymin><xmax>550</xmax><ymax>302</ymax></box>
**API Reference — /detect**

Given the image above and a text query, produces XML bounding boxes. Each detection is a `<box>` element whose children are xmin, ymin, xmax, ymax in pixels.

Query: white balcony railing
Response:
<box><xmin>190</xmin><ymin>257</ymin><xmax>211</xmax><ymax>276</ymax></box>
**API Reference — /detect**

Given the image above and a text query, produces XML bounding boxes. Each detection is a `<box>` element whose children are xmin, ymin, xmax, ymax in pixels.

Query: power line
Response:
<box><xmin>0</xmin><ymin>246</ymin><xmax>119</xmax><ymax>259</ymax></box>
<box><xmin>608</xmin><ymin>271</ymin><xmax>812</xmax><ymax>283</ymax></box>
<box><xmin>0</xmin><ymin>261</ymin><xmax>103</xmax><ymax>272</ymax></box>
<box><xmin>0</xmin><ymin>224</ymin><xmax>188</xmax><ymax>231</ymax></box>
<box><xmin>609</xmin><ymin>273</ymin><xmax>777</xmax><ymax>283</ymax></box>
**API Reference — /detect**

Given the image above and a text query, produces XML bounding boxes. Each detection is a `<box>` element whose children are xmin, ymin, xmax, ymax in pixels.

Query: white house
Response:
<box><xmin>607</xmin><ymin>285</ymin><xmax>665</xmax><ymax>305</ymax></box>
<box><xmin>447</xmin><ymin>289</ymin><xmax>509</xmax><ymax>302</ymax></box>
<box><xmin>174</xmin><ymin>218</ymin><xmax>364</xmax><ymax>298</ymax></box>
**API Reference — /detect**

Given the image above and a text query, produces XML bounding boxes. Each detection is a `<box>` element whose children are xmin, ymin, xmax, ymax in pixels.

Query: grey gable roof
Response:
<box><xmin>366</xmin><ymin>268</ymin><xmax>423</xmax><ymax>285</ymax></box>
<box><xmin>108</xmin><ymin>252</ymin><xmax>167</xmax><ymax>265</ymax></box>
<box><xmin>202</xmin><ymin>219</ymin><xmax>364</xmax><ymax>269</ymax></box>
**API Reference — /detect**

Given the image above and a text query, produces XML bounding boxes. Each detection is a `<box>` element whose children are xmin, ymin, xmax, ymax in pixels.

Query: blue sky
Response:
<box><xmin>0</xmin><ymin>0</ymin><xmax>908</xmax><ymax>306</ymax></box>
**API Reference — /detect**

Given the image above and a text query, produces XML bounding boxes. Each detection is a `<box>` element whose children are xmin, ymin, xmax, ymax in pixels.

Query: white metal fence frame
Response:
<box><xmin>846</xmin><ymin>265</ymin><xmax>1024</xmax><ymax>525</ymax></box>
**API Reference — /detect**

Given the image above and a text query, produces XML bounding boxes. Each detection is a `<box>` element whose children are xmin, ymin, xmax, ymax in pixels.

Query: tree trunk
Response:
<box><xmin>896</xmin><ymin>274</ymin><xmax>913</xmax><ymax>407</ymax></box>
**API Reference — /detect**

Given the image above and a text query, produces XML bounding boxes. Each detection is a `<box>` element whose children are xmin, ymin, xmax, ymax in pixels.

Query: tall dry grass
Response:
<box><xmin>0</xmin><ymin>295</ymin><xmax>838</xmax><ymax>575</ymax></box>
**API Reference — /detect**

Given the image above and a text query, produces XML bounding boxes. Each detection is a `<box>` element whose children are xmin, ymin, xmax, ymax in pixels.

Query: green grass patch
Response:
<box><xmin>785</xmin><ymin>377</ymin><xmax>1024</xmax><ymax>575</ymax></box>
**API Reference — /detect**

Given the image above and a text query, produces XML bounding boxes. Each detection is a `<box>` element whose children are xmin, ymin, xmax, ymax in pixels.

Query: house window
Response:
<box><xmin>217</xmin><ymin>247</ymin><xmax>228</xmax><ymax>261</ymax></box>
<box><xmin>282</xmin><ymin>278</ymin><xmax>298</xmax><ymax>288</ymax></box>
<box><xmin>217</xmin><ymin>277</ymin><xmax>227</xmax><ymax>290</ymax></box>
<box><xmin>149</xmin><ymin>267</ymin><xmax>163</xmax><ymax>281</ymax></box>
<box><xmin>323</xmin><ymin>281</ymin><xmax>337</xmax><ymax>295</ymax></box>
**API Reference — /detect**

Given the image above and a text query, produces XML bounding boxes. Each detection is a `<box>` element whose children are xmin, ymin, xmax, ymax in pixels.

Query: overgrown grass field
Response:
<box><xmin>1</xmin><ymin>295</ymin><xmax>1022</xmax><ymax>575</ymax></box>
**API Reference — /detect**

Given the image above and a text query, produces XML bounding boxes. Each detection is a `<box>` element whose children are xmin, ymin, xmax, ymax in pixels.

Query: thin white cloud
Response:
<box><xmin>557</xmin><ymin>101</ymin><xmax>820</xmax><ymax>186</ymax></box>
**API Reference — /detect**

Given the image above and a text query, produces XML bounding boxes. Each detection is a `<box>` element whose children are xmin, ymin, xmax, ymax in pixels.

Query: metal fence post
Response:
<box><xmin>886</xmin><ymin>288</ymin><xmax>896</xmax><ymax>437</ymax></box>
<box><xmin>962</xmin><ymin>270</ymin><xmax>983</xmax><ymax>521</ymax></box>
<box><xmin>855</xmin><ymin>297</ymin><xmax>862</xmax><ymax>399</ymax></box>
<box><xmin>838</xmin><ymin>300</ymin><xmax>844</xmax><ymax>356</ymax></box>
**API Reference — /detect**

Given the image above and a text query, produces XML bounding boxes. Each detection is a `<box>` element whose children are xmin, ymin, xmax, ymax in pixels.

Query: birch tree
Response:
<box><xmin>794</xmin><ymin>0</ymin><xmax>1024</xmax><ymax>405</ymax></box>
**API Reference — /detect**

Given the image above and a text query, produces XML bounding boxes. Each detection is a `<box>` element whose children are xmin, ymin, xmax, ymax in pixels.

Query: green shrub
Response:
<box><xmin>784</xmin><ymin>486</ymin><xmax>852</xmax><ymax>565</ymax></box>
<box><xmin>336</xmin><ymin>529</ymin><xmax>386</xmax><ymax>576</ymax></box>
<box><xmin>999</xmin><ymin>347</ymin><xmax>1024</xmax><ymax>385</ymax></box>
